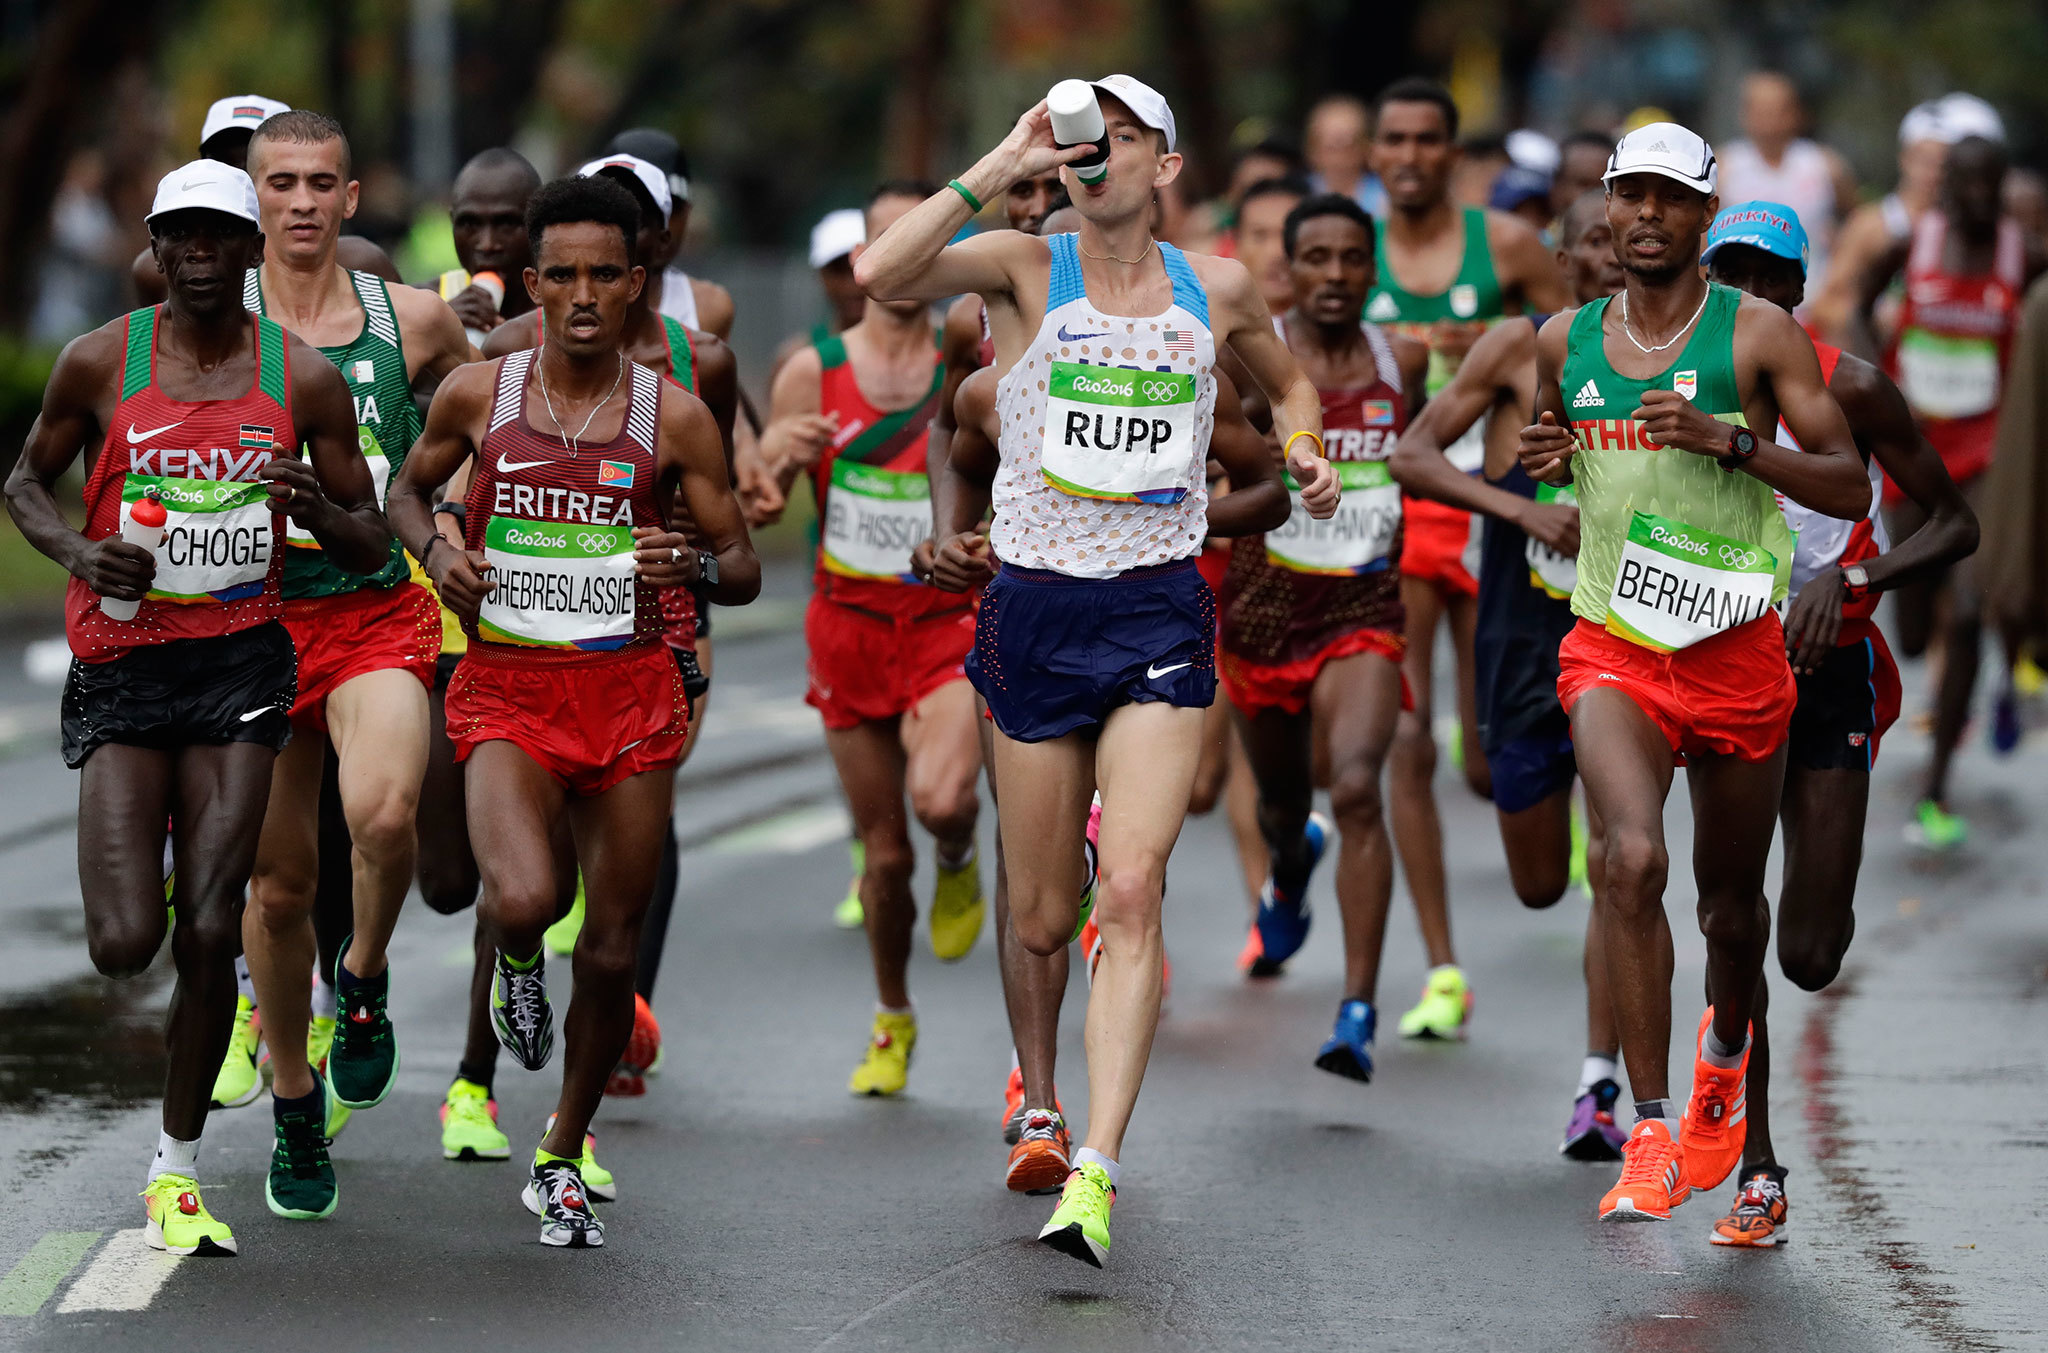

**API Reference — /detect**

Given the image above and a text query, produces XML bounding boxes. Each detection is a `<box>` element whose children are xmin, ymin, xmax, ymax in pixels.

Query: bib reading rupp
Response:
<box><xmin>66</xmin><ymin>306</ymin><xmax>293</xmax><ymax>661</ymax></box>
<box><xmin>245</xmin><ymin>268</ymin><xmax>415</xmax><ymax>595</ymax></box>
<box><xmin>1883</xmin><ymin>212</ymin><xmax>2026</xmax><ymax>490</ymax></box>
<box><xmin>462</xmin><ymin>350</ymin><xmax>667</xmax><ymax>653</ymax></box>
<box><xmin>1563</xmin><ymin>281</ymin><xmax>1792</xmax><ymax>652</ymax></box>
<box><xmin>991</xmin><ymin>232</ymin><xmax>1215</xmax><ymax>578</ymax></box>
<box><xmin>1221</xmin><ymin>324</ymin><xmax>1407</xmax><ymax>667</ymax></box>
<box><xmin>808</xmin><ymin>331</ymin><xmax>956</xmax><ymax>609</ymax></box>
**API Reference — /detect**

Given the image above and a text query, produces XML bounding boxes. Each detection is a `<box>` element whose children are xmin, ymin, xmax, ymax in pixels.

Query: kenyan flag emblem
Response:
<box><xmin>239</xmin><ymin>424</ymin><xmax>274</xmax><ymax>449</ymax></box>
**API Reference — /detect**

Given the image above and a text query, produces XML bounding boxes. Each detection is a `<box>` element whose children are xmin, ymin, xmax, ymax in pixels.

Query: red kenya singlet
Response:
<box><xmin>67</xmin><ymin>306</ymin><xmax>293</xmax><ymax>661</ymax></box>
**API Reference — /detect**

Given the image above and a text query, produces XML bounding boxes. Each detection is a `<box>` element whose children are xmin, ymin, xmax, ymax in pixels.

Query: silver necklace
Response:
<box><xmin>1620</xmin><ymin>285</ymin><xmax>1711</xmax><ymax>355</ymax></box>
<box><xmin>537</xmin><ymin>351</ymin><xmax>625</xmax><ymax>454</ymax></box>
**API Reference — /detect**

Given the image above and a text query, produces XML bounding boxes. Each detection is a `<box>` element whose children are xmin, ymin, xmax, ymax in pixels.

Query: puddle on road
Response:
<box><xmin>0</xmin><ymin>968</ymin><xmax>169</xmax><ymax>1113</ymax></box>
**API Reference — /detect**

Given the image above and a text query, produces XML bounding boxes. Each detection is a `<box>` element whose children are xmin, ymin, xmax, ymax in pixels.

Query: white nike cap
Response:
<box><xmin>1089</xmin><ymin>74</ymin><xmax>1177</xmax><ymax>153</ymax></box>
<box><xmin>577</xmin><ymin>154</ymin><xmax>672</xmax><ymax>220</ymax></box>
<box><xmin>199</xmin><ymin>95</ymin><xmax>291</xmax><ymax>149</ymax></box>
<box><xmin>1603</xmin><ymin>122</ymin><xmax>1717</xmax><ymax>195</ymax></box>
<box><xmin>809</xmin><ymin>208</ymin><xmax>867</xmax><ymax>269</ymax></box>
<box><xmin>146</xmin><ymin>159</ymin><xmax>261</xmax><ymax>229</ymax></box>
<box><xmin>1935</xmin><ymin>92</ymin><xmax>2005</xmax><ymax>146</ymax></box>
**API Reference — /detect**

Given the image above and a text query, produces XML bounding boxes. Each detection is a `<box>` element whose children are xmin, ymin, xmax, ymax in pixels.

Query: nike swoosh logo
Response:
<box><xmin>237</xmin><ymin>707</ymin><xmax>271</xmax><ymax>723</ymax></box>
<box><xmin>1057</xmin><ymin>325</ymin><xmax>1108</xmax><ymax>342</ymax></box>
<box><xmin>1146</xmin><ymin>660</ymin><xmax>1192</xmax><ymax>679</ymax></box>
<box><xmin>128</xmin><ymin>420</ymin><xmax>184</xmax><ymax>444</ymax></box>
<box><xmin>497</xmin><ymin>455</ymin><xmax>550</xmax><ymax>473</ymax></box>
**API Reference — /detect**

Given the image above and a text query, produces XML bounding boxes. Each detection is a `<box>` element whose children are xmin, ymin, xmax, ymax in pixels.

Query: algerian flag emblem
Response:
<box><xmin>1449</xmin><ymin>283</ymin><xmax>1479</xmax><ymax>318</ymax></box>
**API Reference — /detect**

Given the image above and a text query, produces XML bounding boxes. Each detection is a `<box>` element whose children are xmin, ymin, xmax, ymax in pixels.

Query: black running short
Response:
<box><xmin>61</xmin><ymin>622</ymin><xmax>297</xmax><ymax>768</ymax></box>
<box><xmin>670</xmin><ymin>643</ymin><xmax>708</xmax><ymax>718</ymax></box>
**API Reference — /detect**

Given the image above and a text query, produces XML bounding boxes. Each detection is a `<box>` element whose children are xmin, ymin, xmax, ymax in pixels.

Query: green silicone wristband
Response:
<box><xmin>947</xmin><ymin>178</ymin><xmax>984</xmax><ymax>214</ymax></box>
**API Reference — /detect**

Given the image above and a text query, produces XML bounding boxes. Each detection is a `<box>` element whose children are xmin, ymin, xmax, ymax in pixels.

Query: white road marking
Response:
<box><xmin>708</xmin><ymin>803</ymin><xmax>850</xmax><ymax>856</ymax></box>
<box><xmin>56</xmin><ymin>1229</ymin><xmax>178</xmax><ymax>1313</ymax></box>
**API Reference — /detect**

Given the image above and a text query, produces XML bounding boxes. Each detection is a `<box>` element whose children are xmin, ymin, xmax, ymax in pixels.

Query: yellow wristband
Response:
<box><xmin>1283</xmin><ymin>430</ymin><xmax>1324</xmax><ymax>459</ymax></box>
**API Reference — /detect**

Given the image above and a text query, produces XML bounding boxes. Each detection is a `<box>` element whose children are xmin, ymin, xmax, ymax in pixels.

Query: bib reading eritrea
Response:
<box><xmin>3</xmin><ymin>159</ymin><xmax>389</xmax><ymax>1257</ymax></box>
<box><xmin>1516</xmin><ymin>122</ymin><xmax>1869</xmax><ymax>1224</ymax></box>
<box><xmin>857</xmin><ymin>73</ymin><xmax>1338</xmax><ymax>1266</ymax></box>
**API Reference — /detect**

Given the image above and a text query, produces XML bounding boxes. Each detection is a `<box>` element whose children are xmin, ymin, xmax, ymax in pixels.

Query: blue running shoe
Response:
<box><xmin>1252</xmin><ymin>812</ymin><xmax>1332</xmax><ymax>970</ymax></box>
<box><xmin>1992</xmin><ymin>687</ymin><xmax>2022</xmax><ymax>756</ymax></box>
<box><xmin>1314</xmin><ymin>999</ymin><xmax>1376</xmax><ymax>1082</ymax></box>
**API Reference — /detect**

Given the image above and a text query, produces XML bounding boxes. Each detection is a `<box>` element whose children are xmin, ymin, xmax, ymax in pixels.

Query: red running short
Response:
<box><xmin>1557</xmin><ymin>612</ymin><xmax>1796</xmax><ymax>765</ymax></box>
<box><xmin>283</xmin><ymin>583</ymin><xmax>440</xmax><ymax>731</ymax></box>
<box><xmin>1220</xmin><ymin>627</ymin><xmax>1410</xmax><ymax>718</ymax></box>
<box><xmin>1399</xmin><ymin>497</ymin><xmax>1478</xmax><ymax>597</ymax></box>
<box><xmin>804</xmin><ymin>593</ymin><xmax>974</xmax><ymax>732</ymax></box>
<box><xmin>446</xmin><ymin>642</ymin><xmax>687</xmax><ymax>795</ymax></box>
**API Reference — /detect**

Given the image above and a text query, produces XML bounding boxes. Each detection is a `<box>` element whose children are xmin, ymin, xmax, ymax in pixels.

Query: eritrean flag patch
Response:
<box><xmin>239</xmin><ymin>424</ymin><xmax>274</xmax><ymax>449</ymax></box>
<box><xmin>1363</xmin><ymin>400</ymin><xmax>1395</xmax><ymax>426</ymax></box>
<box><xmin>598</xmin><ymin>459</ymin><xmax>636</xmax><ymax>490</ymax></box>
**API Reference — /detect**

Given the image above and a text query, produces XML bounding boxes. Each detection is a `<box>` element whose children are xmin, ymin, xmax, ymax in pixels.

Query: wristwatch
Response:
<box><xmin>1840</xmin><ymin>563</ymin><xmax>1871</xmax><ymax>601</ymax></box>
<box><xmin>692</xmin><ymin>550</ymin><xmax>720</xmax><ymax>593</ymax></box>
<box><xmin>1718</xmin><ymin>426</ymin><xmax>1759</xmax><ymax>472</ymax></box>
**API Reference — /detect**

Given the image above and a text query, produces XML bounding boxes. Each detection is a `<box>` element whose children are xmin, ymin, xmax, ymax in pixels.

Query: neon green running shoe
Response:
<box><xmin>929</xmin><ymin>849</ymin><xmax>985</xmax><ymax>960</ymax></box>
<box><xmin>1907</xmin><ymin>799</ymin><xmax>1968</xmax><ymax>851</ymax></box>
<box><xmin>833</xmin><ymin>840</ymin><xmax>865</xmax><ymax>929</ymax></box>
<box><xmin>1397</xmin><ymin>965</ymin><xmax>1473</xmax><ymax>1041</ymax></box>
<box><xmin>544</xmin><ymin>882</ymin><xmax>585</xmax><ymax>957</ymax></box>
<box><xmin>545</xmin><ymin>1113</ymin><xmax>617</xmax><ymax>1201</ymax></box>
<box><xmin>441</xmin><ymin>1078</ymin><xmax>510</xmax><ymax>1161</ymax></box>
<box><xmin>1446</xmin><ymin>720</ymin><xmax>1464</xmax><ymax>774</ymax></box>
<box><xmin>211</xmin><ymin>995</ymin><xmax>264</xmax><ymax>1109</ymax></box>
<box><xmin>142</xmin><ymin>1173</ymin><xmax>237</xmax><ymax>1256</ymax></box>
<box><xmin>1569</xmin><ymin>800</ymin><xmax>1591</xmax><ymax>899</ymax></box>
<box><xmin>849</xmin><ymin>1010</ymin><xmax>917</xmax><ymax>1096</ymax></box>
<box><xmin>307</xmin><ymin>1013</ymin><xmax>337</xmax><ymax>1072</ymax></box>
<box><xmin>1037</xmin><ymin>1161</ymin><xmax>1115</xmax><ymax>1267</ymax></box>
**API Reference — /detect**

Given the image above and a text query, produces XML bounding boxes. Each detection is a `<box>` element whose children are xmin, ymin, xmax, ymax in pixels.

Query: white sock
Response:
<box><xmin>149</xmin><ymin>1131</ymin><xmax>199</xmax><ymax>1184</ymax></box>
<box><xmin>235</xmin><ymin>955</ymin><xmax>255</xmax><ymax>1003</ymax></box>
<box><xmin>877</xmin><ymin>1002</ymin><xmax>913</xmax><ymax>1017</ymax></box>
<box><xmin>1009</xmin><ymin>1048</ymin><xmax>1021</xmax><ymax>1073</ymax></box>
<box><xmin>1579</xmin><ymin>1054</ymin><xmax>1618</xmax><ymax>1097</ymax></box>
<box><xmin>1701</xmin><ymin>1023</ymin><xmax>1749</xmax><ymax>1069</ymax></box>
<box><xmin>937</xmin><ymin>839</ymin><xmax>975</xmax><ymax>871</ymax></box>
<box><xmin>1073</xmin><ymin>1147</ymin><xmax>1120</xmax><ymax>1188</ymax></box>
<box><xmin>310</xmin><ymin>970</ymin><xmax>337</xmax><ymax>1021</ymax></box>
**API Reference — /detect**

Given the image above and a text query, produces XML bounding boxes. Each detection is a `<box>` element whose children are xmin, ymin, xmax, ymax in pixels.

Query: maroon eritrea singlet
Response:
<box><xmin>1219</xmin><ymin>322</ymin><xmax>1408</xmax><ymax>665</ymax></box>
<box><xmin>463</xmin><ymin>349</ymin><xmax>668</xmax><ymax>659</ymax></box>
<box><xmin>67</xmin><ymin>306</ymin><xmax>293</xmax><ymax>662</ymax></box>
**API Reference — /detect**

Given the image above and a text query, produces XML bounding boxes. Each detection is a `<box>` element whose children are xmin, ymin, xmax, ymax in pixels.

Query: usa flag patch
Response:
<box><xmin>1163</xmin><ymin>330</ymin><xmax>1194</xmax><ymax>352</ymax></box>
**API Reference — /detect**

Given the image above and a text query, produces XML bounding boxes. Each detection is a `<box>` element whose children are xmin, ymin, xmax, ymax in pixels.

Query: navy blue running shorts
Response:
<box><xmin>1489</xmin><ymin>729</ymin><xmax>1578</xmax><ymax>816</ymax></box>
<box><xmin>967</xmin><ymin>558</ymin><xmax>1215</xmax><ymax>743</ymax></box>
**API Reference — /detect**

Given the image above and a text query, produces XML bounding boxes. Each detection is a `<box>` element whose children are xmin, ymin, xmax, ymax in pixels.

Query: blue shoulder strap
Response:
<box><xmin>1046</xmin><ymin>233</ymin><xmax>1084</xmax><ymax>310</ymax></box>
<box><xmin>1158</xmin><ymin>241</ymin><xmax>1208</xmax><ymax>330</ymax></box>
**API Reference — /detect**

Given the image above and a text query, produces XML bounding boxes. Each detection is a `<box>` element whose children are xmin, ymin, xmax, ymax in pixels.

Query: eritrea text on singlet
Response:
<box><xmin>1562</xmin><ymin>282</ymin><xmax>1791</xmax><ymax>653</ymax></box>
<box><xmin>246</xmin><ymin>268</ymin><xmax>414</xmax><ymax>596</ymax></box>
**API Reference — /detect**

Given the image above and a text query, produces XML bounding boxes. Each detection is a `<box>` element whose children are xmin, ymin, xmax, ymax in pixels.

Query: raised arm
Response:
<box><xmin>265</xmin><ymin>334</ymin><xmax>389</xmax><ymax>572</ymax></box>
<box><xmin>1207</xmin><ymin>256</ymin><xmax>1335</xmax><ymax>518</ymax></box>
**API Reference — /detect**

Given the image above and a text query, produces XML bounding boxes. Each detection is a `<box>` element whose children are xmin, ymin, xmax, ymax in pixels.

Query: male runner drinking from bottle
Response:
<box><xmin>858</xmin><ymin>74</ymin><xmax>1337</xmax><ymax>1265</ymax></box>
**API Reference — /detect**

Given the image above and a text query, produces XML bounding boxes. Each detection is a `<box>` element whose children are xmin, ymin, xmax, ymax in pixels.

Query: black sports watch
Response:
<box><xmin>1718</xmin><ymin>426</ymin><xmax>1758</xmax><ymax>472</ymax></box>
<box><xmin>692</xmin><ymin>549</ymin><xmax>720</xmax><ymax>593</ymax></box>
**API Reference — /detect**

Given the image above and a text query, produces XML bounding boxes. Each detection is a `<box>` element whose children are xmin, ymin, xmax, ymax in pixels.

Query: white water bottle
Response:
<box><xmin>1048</xmin><ymin>80</ymin><xmax>1111</xmax><ymax>185</ymax></box>
<box><xmin>101</xmin><ymin>493</ymin><xmax>167</xmax><ymax>622</ymax></box>
<box><xmin>462</xmin><ymin>270</ymin><xmax>506</xmax><ymax>348</ymax></box>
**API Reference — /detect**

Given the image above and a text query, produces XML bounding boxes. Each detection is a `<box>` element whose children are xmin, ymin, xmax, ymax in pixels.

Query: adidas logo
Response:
<box><xmin>1572</xmin><ymin>379</ymin><xmax>1603</xmax><ymax>408</ymax></box>
<box><xmin>1649</xmin><ymin>141</ymin><xmax>1669</xmax><ymax>152</ymax></box>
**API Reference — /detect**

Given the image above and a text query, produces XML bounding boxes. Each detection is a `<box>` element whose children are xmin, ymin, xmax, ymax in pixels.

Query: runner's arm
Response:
<box><xmin>691</xmin><ymin>334</ymin><xmax>740</xmax><ymax>472</ymax></box>
<box><xmin>392</xmin><ymin>363</ymin><xmax>496</xmax><ymax>620</ymax></box>
<box><xmin>1393</xmin><ymin>320</ymin><xmax>1546</xmax><ymax>521</ymax></box>
<box><xmin>129</xmin><ymin>246</ymin><xmax>167</xmax><ymax>307</ymax></box>
<box><xmin>1491</xmin><ymin>211</ymin><xmax>1571</xmax><ymax>313</ymax></box>
<box><xmin>928</xmin><ymin>366</ymin><xmax>1001</xmax><ymax>592</ymax></box>
<box><xmin>269</xmin><ymin>337</ymin><xmax>390</xmax><ymax>572</ymax></box>
<box><xmin>1844</xmin><ymin>234</ymin><xmax>1912</xmax><ymax>363</ymax></box>
<box><xmin>480</xmin><ymin>313</ymin><xmax>538</xmax><ymax>359</ymax></box>
<box><xmin>1833</xmin><ymin>355</ymin><xmax>1979</xmax><ymax>591</ymax></box>
<box><xmin>642</xmin><ymin>388</ymin><xmax>761</xmax><ymax>607</ymax></box>
<box><xmin>1517</xmin><ymin>312</ymin><xmax>1578</xmax><ymax>485</ymax></box>
<box><xmin>916</xmin><ymin>302</ymin><xmax>992</xmax><ymax>582</ymax></box>
<box><xmin>1211</xmin><ymin>257</ymin><xmax>1335</xmax><ymax>518</ymax></box>
<box><xmin>1202</xmin><ymin>367</ymin><xmax>1289</xmax><ymax>537</ymax></box>
<box><xmin>760</xmin><ymin>345</ymin><xmax>837</xmax><ymax>496</ymax></box>
<box><xmin>395</xmin><ymin>284</ymin><xmax>478</xmax><ymax>407</ymax></box>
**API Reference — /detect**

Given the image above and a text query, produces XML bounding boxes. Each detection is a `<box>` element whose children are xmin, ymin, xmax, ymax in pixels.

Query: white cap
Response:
<box><xmin>1089</xmin><ymin>74</ymin><xmax>1177</xmax><ymax>153</ymax></box>
<box><xmin>146</xmin><ymin>159</ymin><xmax>260</xmax><ymax>228</ymax></box>
<box><xmin>1506</xmin><ymin>128</ymin><xmax>1561</xmax><ymax>176</ymax></box>
<box><xmin>577</xmin><ymin>154</ymin><xmax>672</xmax><ymax>219</ymax></box>
<box><xmin>199</xmin><ymin>95</ymin><xmax>290</xmax><ymax>149</ymax></box>
<box><xmin>1898</xmin><ymin>100</ymin><xmax>1946</xmax><ymax>147</ymax></box>
<box><xmin>1603</xmin><ymin>122</ymin><xmax>1717</xmax><ymax>195</ymax></box>
<box><xmin>809</xmin><ymin>208</ymin><xmax>867</xmax><ymax>269</ymax></box>
<box><xmin>1935</xmin><ymin>92</ymin><xmax>2005</xmax><ymax>146</ymax></box>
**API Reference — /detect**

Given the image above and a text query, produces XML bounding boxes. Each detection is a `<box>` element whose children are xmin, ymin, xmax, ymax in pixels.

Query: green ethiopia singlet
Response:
<box><xmin>661</xmin><ymin>315</ymin><xmax>697</xmax><ymax>392</ymax></box>
<box><xmin>1561</xmin><ymin>282</ymin><xmax>1792</xmax><ymax>652</ymax></box>
<box><xmin>245</xmin><ymin>268</ymin><xmax>416</xmax><ymax>597</ymax></box>
<box><xmin>1366</xmin><ymin>206</ymin><xmax>1506</xmax><ymax>473</ymax></box>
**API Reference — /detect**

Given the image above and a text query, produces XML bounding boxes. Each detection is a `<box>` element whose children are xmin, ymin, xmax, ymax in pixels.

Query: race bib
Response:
<box><xmin>821</xmin><ymin>460</ymin><xmax>931</xmax><ymax>583</ymax></box>
<box><xmin>1040</xmin><ymin>362</ymin><xmax>1197</xmax><ymax>504</ymax></box>
<box><xmin>289</xmin><ymin>427</ymin><xmax>389</xmax><ymax>548</ymax></box>
<box><xmin>1524</xmin><ymin>483</ymin><xmax>1579</xmax><ymax>600</ymax></box>
<box><xmin>476</xmin><ymin>516</ymin><xmax>636</xmax><ymax>650</ymax></box>
<box><xmin>1264</xmin><ymin>461</ymin><xmax>1399</xmax><ymax>575</ymax></box>
<box><xmin>1605</xmin><ymin>510</ymin><xmax>1776</xmax><ymax>653</ymax></box>
<box><xmin>124</xmin><ymin>474</ymin><xmax>274</xmax><ymax>604</ymax></box>
<box><xmin>1898</xmin><ymin>329</ymin><xmax>1999</xmax><ymax>420</ymax></box>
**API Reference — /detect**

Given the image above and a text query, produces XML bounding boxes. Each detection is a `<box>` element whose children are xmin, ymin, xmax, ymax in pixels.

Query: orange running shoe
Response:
<box><xmin>606</xmin><ymin>994</ymin><xmax>662</xmax><ymax>1097</ymax></box>
<box><xmin>1681</xmin><ymin>1007</ymin><xmax>1750</xmax><ymax>1191</ymax></box>
<box><xmin>1005</xmin><ymin>1108</ymin><xmax>1073</xmax><ymax>1194</ymax></box>
<box><xmin>1000</xmin><ymin>1065</ymin><xmax>1026</xmax><ymax>1142</ymax></box>
<box><xmin>1080</xmin><ymin>914</ymin><xmax>1103</xmax><ymax>985</ymax></box>
<box><xmin>1711</xmin><ymin>1166</ymin><xmax>1789</xmax><ymax>1247</ymax></box>
<box><xmin>1599</xmin><ymin>1119</ymin><xmax>1690</xmax><ymax>1222</ymax></box>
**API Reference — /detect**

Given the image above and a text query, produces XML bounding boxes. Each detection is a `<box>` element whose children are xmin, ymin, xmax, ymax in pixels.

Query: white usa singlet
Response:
<box><xmin>991</xmin><ymin>233</ymin><xmax>1215</xmax><ymax>578</ymax></box>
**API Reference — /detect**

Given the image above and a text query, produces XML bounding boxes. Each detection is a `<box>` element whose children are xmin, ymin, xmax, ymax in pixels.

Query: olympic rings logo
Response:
<box><xmin>576</xmin><ymin>531</ymin><xmax>616</xmax><ymax>554</ymax></box>
<box><xmin>1140</xmin><ymin>379</ymin><xmax>1180</xmax><ymax>402</ymax></box>
<box><xmin>1717</xmin><ymin>545</ymin><xmax>1760</xmax><ymax>570</ymax></box>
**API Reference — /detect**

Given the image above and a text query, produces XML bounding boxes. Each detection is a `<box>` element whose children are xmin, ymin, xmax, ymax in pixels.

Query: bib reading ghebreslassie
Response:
<box><xmin>288</xmin><ymin>427</ymin><xmax>389</xmax><ymax>548</ymax></box>
<box><xmin>821</xmin><ymin>460</ymin><xmax>930</xmax><ymax>582</ymax></box>
<box><xmin>1265</xmin><ymin>461</ymin><xmax>1400</xmax><ymax>575</ymax></box>
<box><xmin>1040</xmin><ymin>363</ymin><xmax>1197</xmax><ymax>504</ymax></box>
<box><xmin>1897</xmin><ymin>329</ymin><xmax>1999</xmax><ymax>421</ymax></box>
<box><xmin>1525</xmin><ymin>482</ymin><xmax>1579</xmax><ymax>600</ymax></box>
<box><xmin>1605</xmin><ymin>511</ymin><xmax>1777</xmax><ymax>653</ymax></box>
<box><xmin>476</xmin><ymin>517</ymin><xmax>636</xmax><ymax>650</ymax></box>
<box><xmin>123</xmin><ymin>475</ymin><xmax>273</xmax><ymax>605</ymax></box>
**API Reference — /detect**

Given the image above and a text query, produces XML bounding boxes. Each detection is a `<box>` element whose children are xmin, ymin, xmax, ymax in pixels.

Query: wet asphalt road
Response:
<box><xmin>0</xmin><ymin>587</ymin><xmax>2041</xmax><ymax>1352</ymax></box>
